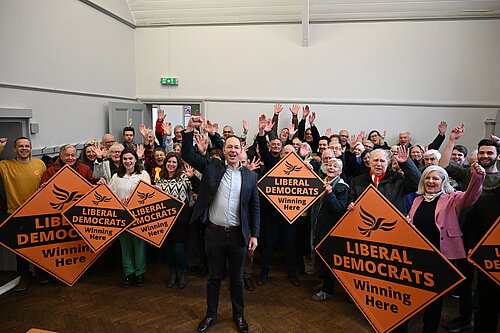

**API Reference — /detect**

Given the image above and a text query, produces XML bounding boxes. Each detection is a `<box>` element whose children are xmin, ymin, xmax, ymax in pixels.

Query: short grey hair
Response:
<box><xmin>370</xmin><ymin>149</ymin><xmax>390</xmax><ymax>161</ymax></box>
<box><xmin>417</xmin><ymin>165</ymin><xmax>455</xmax><ymax>195</ymax></box>
<box><xmin>424</xmin><ymin>149</ymin><xmax>442</xmax><ymax>161</ymax></box>
<box><xmin>328</xmin><ymin>157</ymin><xmax>343</xmax><ymax>170</ymax></box>
<box><xmin>109</xmin><ymin>142</ymin><xmax>124</xmax><ymax>153</ymax></box>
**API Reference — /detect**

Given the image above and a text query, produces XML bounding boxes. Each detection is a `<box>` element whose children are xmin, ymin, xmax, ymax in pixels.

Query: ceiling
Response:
<box><xmin>125</xmin><ymin>0</ymin><xmax>500</xmax><ymax>26</ymax></box>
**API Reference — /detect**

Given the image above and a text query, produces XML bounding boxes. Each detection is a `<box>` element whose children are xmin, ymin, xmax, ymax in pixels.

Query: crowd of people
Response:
<box><xmin>0</xmin><ymin>105</ymin><xmax>498</xmax><ymax>333</ymax></box>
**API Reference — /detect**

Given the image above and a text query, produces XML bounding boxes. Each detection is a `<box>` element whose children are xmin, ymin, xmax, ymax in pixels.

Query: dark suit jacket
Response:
<box><xmin>181</xmin><ymin>131</ymin><xmax>260</xmax><ymax>245</ymax></box>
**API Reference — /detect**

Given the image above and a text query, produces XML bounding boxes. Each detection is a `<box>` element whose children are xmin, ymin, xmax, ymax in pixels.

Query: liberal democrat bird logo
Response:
<box><xmin>357</xmin><ymin>206</ymin><xmax>397</xmax><ymax>237</ymax></box>
<box><xmin>50</xmin><ymin>184</ymin><xmax>84</xmax><ymax>210</ymax></box>
<box><xmin>137</xmin><ymin>191</ymin><xmax>155</xmax><ymax>204</ymax></box>
<box><xmin>92</xmin><ymin>191</ymin><xmax>112</xmax><ymax>206</ymax></box>
<box><xmin>283</xmin><ymin>161</ymin><xmax>302</xmax><ymax>175</ymax></box>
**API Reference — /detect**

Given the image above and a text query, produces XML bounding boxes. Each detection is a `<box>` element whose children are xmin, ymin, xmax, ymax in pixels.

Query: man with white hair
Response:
<box><xmin>348</xmin><ymin>147</ymin><xmax>421</xmax><ymax>215</ymax></box>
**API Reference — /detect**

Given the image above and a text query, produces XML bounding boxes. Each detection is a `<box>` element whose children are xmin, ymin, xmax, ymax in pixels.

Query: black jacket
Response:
<box><xmin>181</xmin><ymin>131</ymin><xmax>260</xmax><ymax>245</ymax></box>
<box><xmin>348</xmin><ymin>160</ymin><xmax>421</xmax><ymax>215</ymax></box>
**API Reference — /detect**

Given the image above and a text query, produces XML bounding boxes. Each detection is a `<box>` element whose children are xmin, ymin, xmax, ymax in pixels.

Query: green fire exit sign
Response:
<box><xmin>161</xmin><ymin>77</ymin><xmax>178</xmax><ymax>85</ymax></box>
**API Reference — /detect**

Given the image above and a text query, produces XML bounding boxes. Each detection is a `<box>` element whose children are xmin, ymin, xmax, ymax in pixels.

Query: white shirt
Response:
<box><xmin>109</xmin><ymin>170</ymin><xmax>151</xmax><ymax>200</ymax></box>
<box><xmin>209</xmin><ymin>165</ymin><xmax>242</xmax><ymax>227</ymax></box>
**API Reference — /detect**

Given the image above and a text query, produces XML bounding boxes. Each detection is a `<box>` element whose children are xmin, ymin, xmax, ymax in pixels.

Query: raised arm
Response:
<box><xmin>439</xmin><ymin>124</ymin><xmax>464</xmax><ymax>168</ymax></box>
<box><xmin>181</xmin><ymin>116</ymin><xmax>209</xmax><ymax>173</ymax></box>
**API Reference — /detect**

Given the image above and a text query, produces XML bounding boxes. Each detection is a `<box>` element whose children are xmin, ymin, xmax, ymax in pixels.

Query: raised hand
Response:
<box><xmin>136</xmin><ymin>144</ymin><xmax>145</xmax><ymax>160</ymax></box>
<box><xmin>289</xmin><ymin>123</ymin><xmax>297</xmax><ymax>138</ymax></box>
<box><xmin>264</xmin><ymin>119</ymin><xmax>275</xmax><ymax>132</ymax></box>
<box><xmin>139</xmin><ymin>124</ymin><xmax>149</xmax><ymax>142</ymax></box>
<box><xmin>242</xmin><ymin>120</ymin><xmax>249</xmax><ymax>134</ymax></box>
<box><xmin>470</xmin><ymin>162</ymin><xmax>486</xmax><ymax>175</ymax></box>
<box><xmin>325</xmin><ymin>128</ymin><xmax>332</xmax><ymax>137</ymax></box>
<box><xmin>289</xmin><ymin>104</ymin><xmax>300</xmax><ymax>116</ymax></box>
<box><xmin>247</xmin><ymin>156</ymin><xmax>261</xmax><ymax>171</ymax></box>
<box><xmin>187</xmin><ymin>115</ymin><xmax>203</xmax><ymax>132</ymax></box>
<box><xmin>91</xmin><ymin>143</ymin><xmax>104</xmax><ymax>159</ymax></box>
<box><xmin>213</xmin><ymin>123</ymin><xmax>219</xmax><ymax>133</ymax></box>
<box><xmin>302</xmin><ymin>105</ymin><xmax>310</xmax><ymax>120</ymax></box>
<box><xmin>157</xmin><ymin>109</ymin><xmax>166</xmax><ymax>121</ymax></box>
<box><xmin>183</xmin><ymin>162</ymin><xmax>195</xmax><ymax>178</ymax></box>
<box><xmin>490</xmin><ymin>134</ymin><xmax>500</xmax><ymax>142</ymax></box>
<box><xmin>324</xmin><ymin>183</ymin><xmax>332</xmax><ymax>194</ymax></box>
<box><xmin>0</xmin><ymin>138</ymin><xmax>7</xmax><ymax>148</ymax></box>
<box><xmin>274</xmin><ymin>104</ymin><xmax>283</xmax><ymax>115</ymax></box>
<box><xmin>348</xmin><ymin>135</ymin><xmax>358</xmax><ymax>148</ymax></box>
<box><xmin>395</xmin><ymin>146</ymin><xmax>409</xmax><ymax>163</ymax></box>
<box><xmin>195</xmin><ymin>134</ymin><xmax>208</xmax><ymax>155</ymax></box>
<box><xmin>162</xmin><ymin>122</ymin><xmax>172</xmax><ymax>136</ymax></box>
<box><xmin>203</xmin><ymin>120</ymin><xmax>215</xmax><ymax>135</ymax></box>
<box><xmin>449</xmin><ymin>124</ymin><xmax>465</xmax><ymax>141</ymax></box>
<box><xmin>438</xmin><ymin>121</ymin><xmax>448</xmax><ymax>136</ymax></box>
<box><xmin>308</xmin><ymin>111</ymin><xmax>316</xmax><ymax>126</ymax></box>
<box><xmin>258</xmin><ymin>114</ymin><xmax>267</xmax><ymax>133</ymax></box>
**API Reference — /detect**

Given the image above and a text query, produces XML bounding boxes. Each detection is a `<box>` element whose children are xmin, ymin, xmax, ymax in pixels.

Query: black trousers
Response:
<box><xmin>1</xmin><ymin>213</ymin><xmax>31</xmax><ymax>276</ymax></box>
<box><xmin>474</xmin><ymin>271</ymin><xmax>500</xmax><ymax>333</ymax></box>
<box><xmin>204</xmin><ymin>224</ymin><xmax>246</xmax><ymax>318</ymax></box>
<box><xmin>259</xmin><ymin>210</ymin><xmax>297</xmax><ymax>276</ymax></box>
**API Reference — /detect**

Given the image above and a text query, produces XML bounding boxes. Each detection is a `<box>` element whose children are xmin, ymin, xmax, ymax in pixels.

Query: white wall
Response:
<box><xmin>0</xmin><ymin>0</ymin><xmax>136</xmax><ymax>149</ymax></box>
<box><xmin>135</xmin><ymin>20</ymin><xmax>500</xmax><ymax>151</ymax></box>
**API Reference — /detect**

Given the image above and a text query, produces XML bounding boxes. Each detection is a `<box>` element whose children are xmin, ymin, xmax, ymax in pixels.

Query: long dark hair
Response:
<box><xmin>159</xmin><ymin>152</ymin><xmax>183</xmax><ymax>179</ymax></box>
<box><xmin>117</xmin><ymin>148</ymin><xmax>142</xmax><ymax>177</ymax></box>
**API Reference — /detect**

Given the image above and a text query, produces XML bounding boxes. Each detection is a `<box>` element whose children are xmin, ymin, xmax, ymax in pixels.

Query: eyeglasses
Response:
<box><xmin>223</xmin><ymin>131</ymin><xmax>233</xmax><ymax>134</ymax></box>
<box><xmin>174</xmin><ymin>131</ymin><xmax>182</xmax><ymax>134</ymax></box>
<box><xmin>339</xmin><ymin>135</ymin><xmax>349</xmax><ymax>138</ymax></box>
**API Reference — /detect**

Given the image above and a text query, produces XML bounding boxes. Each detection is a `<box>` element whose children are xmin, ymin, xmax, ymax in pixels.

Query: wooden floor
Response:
<box><xmin>0</xmin><ymin>256</ymin><xmax>472</xmax><ymax>333</ymax></box>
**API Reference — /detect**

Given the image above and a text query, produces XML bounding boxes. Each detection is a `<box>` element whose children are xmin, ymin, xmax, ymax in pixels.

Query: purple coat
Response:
<box><xmin>409</xmin><ymin>169</ymin><xmax>484</xmax><ymax>260</ymax></box>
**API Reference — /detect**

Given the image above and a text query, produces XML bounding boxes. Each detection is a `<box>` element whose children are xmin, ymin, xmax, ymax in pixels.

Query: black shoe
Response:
<box><xmin>196</xmin><ymin>316</ymin><xmax>216</xmax><ymax>333</ymax></box>
<box><xmin>244</xmin><ymin>277</ymin><xmax>255</xmax><ymax>291</ymax></box>
<box><xmin>166</xmin><ymin>270</ymin><xmax>177</xmax><ymax>288</ymax></box>
<box><xmin>288</xmin><ymin>273</ymin><xmax>300</xmax><ymax>287</ymax></box>
<box><xmin>256</xmin><ymin>273</ymin><xmax>268</xmax><ymax>286</ymax></box>
<box><xmin>178</xmin><ymin>272</ymin><xmax>188</xmax><ymax>289</ymax></box>
<box><xmin>136</xmin><ymin>274</ymin><xmax>145</xmax><ymax>287</ymax></box>
<box><xmin>123</xmin><ymin>274</ymin><xmax>135</xmax><ymax>288</ymax></box>
<box><xmin>233</xmin><ymin>316</ymin><xmax>249</xmax><ymax>333</ymax></box>
<box><xmin>15</xmin><ymin>274</ymin><xmax>32</xmax><ymax>292</ymax></box>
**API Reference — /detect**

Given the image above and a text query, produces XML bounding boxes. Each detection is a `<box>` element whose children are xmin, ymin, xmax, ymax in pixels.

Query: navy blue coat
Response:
<box><xmin>181</xmin><ymin>131</ymin><xmax>260</xmax><ymax>245</ymax></box>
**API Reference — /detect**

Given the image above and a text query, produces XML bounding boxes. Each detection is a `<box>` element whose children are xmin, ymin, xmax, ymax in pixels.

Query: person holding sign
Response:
<box><xmin>310</xmin><ymin>158</ymin><xmax>349</xmax><ymax>301</ymax></box>
<box><xmin>155</xmin><ymin>152</ymin><xmax>198</xmax><ymax>289</ymax></box>
<box><xmin>400</xmin><ymin>163</ymin><xmax>485</xmax><ymax>333</ymax></box>
<box><xmin>0</xmin><ymin>137</ymin><xmax>46</xmax><ymax>291</ymax></box>
<box><xmin>181</xmin><ymin>115</ymin><xmax>260</xmax><ymax>333</ymax></box>
<box><xmin>109</xmin><ymin>148</ymin><xmax>151</xmax><ymax>288</ymax></box>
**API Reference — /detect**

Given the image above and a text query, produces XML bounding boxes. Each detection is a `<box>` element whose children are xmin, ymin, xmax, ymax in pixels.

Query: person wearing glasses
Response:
<box><xmin>93</xmin><ymin>143</ymin><xmax>124</xmax><ymax>184</ymax></box>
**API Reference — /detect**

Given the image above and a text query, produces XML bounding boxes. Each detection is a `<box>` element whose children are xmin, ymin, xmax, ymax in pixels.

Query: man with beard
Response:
<box><xmin>439</xmin><ymin>125</ymin><xmax>500</xmax><ymax>333</ymax></box>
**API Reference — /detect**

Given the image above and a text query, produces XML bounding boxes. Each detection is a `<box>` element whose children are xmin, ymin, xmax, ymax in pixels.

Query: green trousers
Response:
<box><xmin>119</xmin><ymin>232</ymin><xmax>146</xmax><ymax>276</ymax></box>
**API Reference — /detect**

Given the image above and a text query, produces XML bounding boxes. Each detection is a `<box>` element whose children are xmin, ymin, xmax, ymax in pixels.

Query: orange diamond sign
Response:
<box><xmin>126</xmin><ymin>180</ymin><xmax>185</xmax><ymax>247</ymax></box>
<box><xmin>0</xmin><ymin>165</ymin><xmax>101</xmax><ymax>286</ymax></box>
<box><xmin>315</xmin><ymin>185</ymin><xmax>465</xmax><ymax>333</ymax></box>
<box><xmin>258</xmin><ymin>151</ymin><xmax>325</xmax><ymax>224</ymax></box>
<box><xmin>62</xmin><ymin>184</ymin><xmax>137</xmax><ymax>253</ymax></box>
<box><xmin>468</xmin><ymin>217</ymin><xmax>500</xmax><ymax>286</ymax></box>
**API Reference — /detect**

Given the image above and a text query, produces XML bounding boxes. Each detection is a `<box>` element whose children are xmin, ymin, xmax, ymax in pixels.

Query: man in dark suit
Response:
<box><xmin>182</xmin><ymin>115</ymin><xmax>260</xmax><ymax>333</ymax></box>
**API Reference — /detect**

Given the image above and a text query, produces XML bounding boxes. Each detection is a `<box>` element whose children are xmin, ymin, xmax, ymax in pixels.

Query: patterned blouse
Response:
<box><xmin>156</xmin><ymin>173</ymin><xmax>194</xmax><ymax>206</ymax></box>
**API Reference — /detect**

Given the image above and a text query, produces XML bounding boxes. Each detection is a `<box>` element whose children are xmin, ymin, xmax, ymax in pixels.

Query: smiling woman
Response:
<box><xmin>109</xmin><ymin>148</ymin><xmax>151</xmax><ymax>288</ymax></box>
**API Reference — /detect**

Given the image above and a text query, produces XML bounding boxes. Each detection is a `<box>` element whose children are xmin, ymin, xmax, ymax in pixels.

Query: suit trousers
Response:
<box><xmin>204</xmin><ymin>224</ymin><xmax>246</xmax><ymax>318</ymax></box>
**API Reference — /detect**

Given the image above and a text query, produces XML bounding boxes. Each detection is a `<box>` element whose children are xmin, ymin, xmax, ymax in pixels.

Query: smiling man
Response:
<box><xmin>439</xmin><ymin>126</ymin><xmax>500</xmax><ymax>333</ymax></box>
<box><xmin>182</xmin><ymin>115</ymin><xmax>260</xmax><ymax>333</ymax></box>
<box><xmin>348</xmin><ymin>147</ymin><xmax>421</xmax><ymax>215</ymax></box>
<box><xmin>0</xmin><ymin>137</ymin><xmax>46</xmax><ymax>291</ymax></box>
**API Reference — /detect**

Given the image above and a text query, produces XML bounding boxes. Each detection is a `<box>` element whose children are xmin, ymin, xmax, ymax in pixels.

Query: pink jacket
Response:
<box><xmin>409</xmin><ymin>169</ymin><xmax>485</xmax><ymax>260</ymax></box>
